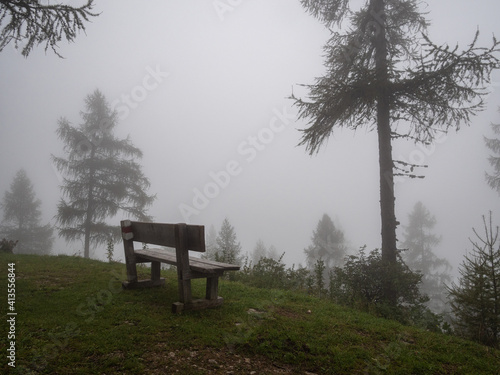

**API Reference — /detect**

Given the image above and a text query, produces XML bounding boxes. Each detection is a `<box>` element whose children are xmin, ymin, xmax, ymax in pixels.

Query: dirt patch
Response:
<box><xmin>146</xmin><ymin>344</ymin><xmax>307</xmax><ymax>374</ymax></box>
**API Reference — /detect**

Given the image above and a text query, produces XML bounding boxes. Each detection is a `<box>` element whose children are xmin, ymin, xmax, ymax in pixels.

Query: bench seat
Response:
<box><xmin>134</xmin><ymin>248</ymin><xmax>240</xmax><ymax>275</ymax></box>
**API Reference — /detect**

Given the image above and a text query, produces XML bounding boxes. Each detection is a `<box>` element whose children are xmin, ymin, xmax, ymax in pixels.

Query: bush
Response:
<box><xmin>0</xmin><ymin>238</ymin><xmax>18</xmax><ymax>253</ymax></box>
<box><xmin>234</xmin><ymin>253</ymin><xmax>310</xmax><ymax>292</ymax></box>
<box><xmin>329</xmin><ymin>247</ymin><xmax>439</xmax><ymax>328</ymax></box>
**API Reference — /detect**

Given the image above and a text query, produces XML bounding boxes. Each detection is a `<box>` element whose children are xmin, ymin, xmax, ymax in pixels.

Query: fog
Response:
<box><xmin>1</xmin><ymin>0</ymin><xmax>499</xmax><ymax>274</ymax></box>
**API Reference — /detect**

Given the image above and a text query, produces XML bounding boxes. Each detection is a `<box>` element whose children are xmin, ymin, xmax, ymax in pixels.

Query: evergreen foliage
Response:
<box><xmin>329</xmin><ymin>247</ymin><xmax>436</xmax><ymax>328</ymax></box>
<box><xmin>214</xmin><ymin>218</ymin><xmax>242</xmax><ymax>265</ymax></box>
<box><xmin>401</xmin><ymin>202</ymin><xmax>452</xmax><ymax>313</ymax></box>
<box><xmin>0</xmin><ymin>169</ymin><xmax>53</xmax><ymax>254</ymax></box>
<box><xmin>448</xmin><ymin>213</ymin><xmax>500</xmax><ymax>348</ymax></box>
<box><xmin>304</xmin><ymin>213</ymin><xmax>347</xmax><ymax>272</ymax></box>
<box><xmin>293</xmin><ymin>0</ymin><xmax>500</xmax><ymax>304</ymax></box>
<box><xmin>251</xmin><ymin>238</ymin><xmax>267</xmax><ymax>265</ymax></box>
<box><xmin>0</xmin><ymin>238</ymin><xmax>17</xmax><ymax>253</ymax></box>
<box><xmin>52</xmin><ymin>89</ymin><xmax>155</xmax><ymax>258</ymax></box>
<box><xmin>485</xmin><ymin>108</ymin><xmax>500</xmax><ymax>193</ymax></box>
<box><xmin>234</xmin><ymin>253</ymin><xmax>310</xmax><ymax>292</ymax></box>
<box><xmin>249</xmin><ymin>239</ymin><xmax>280</xmax><ymax>266</ymax></box>
<box><xmin>0</xmin><ymin>0</ymin><xmax>99</xmax><ymax>57</ymax></box>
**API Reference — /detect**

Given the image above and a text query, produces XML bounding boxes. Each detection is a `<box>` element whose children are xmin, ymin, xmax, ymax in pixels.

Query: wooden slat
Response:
<box><xmin>135</xmin><ymin>248</ymin><xmax>177</xmax><ymax>265</ymax></box>
<box><xmin>135</xmin><ymin>248</ymin><xmax>240</xmax><ymax>273</ymax></box>
<box><xmin>122</xmin><ymin>221</ymin><xmax>206</xmax><ymax>252</ymax></box>
<box><xmin>188</xmin><ymin>257</ymin><xmax>241</xmax><ymax>271</ymax></box>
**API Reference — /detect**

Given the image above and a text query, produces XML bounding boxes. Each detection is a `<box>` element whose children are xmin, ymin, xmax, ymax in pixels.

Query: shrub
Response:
<box><xmin>329</xmin><ymin>247</ymin><xmax>438</xmax><ymax>327</ymax></box>
<box><xmin>0</xmin><ymin>238</ymin><xmax>18</xmax><ymax>253</ymax></box>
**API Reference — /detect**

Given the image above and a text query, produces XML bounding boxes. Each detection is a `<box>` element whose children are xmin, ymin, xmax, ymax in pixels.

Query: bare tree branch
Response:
<box><xmin>0</xmin><ymin>0</ymin><xmax>99</xmax><ymax>57</ymax></box>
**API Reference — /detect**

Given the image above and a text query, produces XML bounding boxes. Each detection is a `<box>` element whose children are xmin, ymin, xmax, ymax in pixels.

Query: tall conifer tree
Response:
<box><xmin>448</xmin><ymin>213</ymin><xmax>500</xmax><ymax>347</ymax></box>
<box><xmin>52</xmin><ymin>89</ymin><xmax>155</xmax><ymax>258</ymax></box>
<box><xmin>293</xmin><ymin>0</ymin><xmax>499</xmax><ymax>303</ymax></box>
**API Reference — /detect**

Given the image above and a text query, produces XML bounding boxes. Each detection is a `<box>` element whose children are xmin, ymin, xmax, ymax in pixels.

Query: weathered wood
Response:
<box><xmin>120</xmin><ymin>220</ymin><xmax>205</xmax><ymax>252</ymax></box>
<box><xmin>120</xmin><ymin>220</ymin><xmax>240</xmax><ymax>312</ymax></box>
<box><xmin>206</xmin><ymin>277</ymin><xmax>219</xmax><ymax>300</ymax></box>
<box><xmin>134</xmin><ymin>248</ymin><xmax>238</xmax><ymax>274</ymax></box>
<box><xmin>175</xmin><ymin>223</ymin><xmax>192</xmax><ymax>304</ymax></box>
<box><xmin>151</xmin><ymin>261</ymin><xmax>161</xmax><ymax>281</ymax></box>
<box><xmin>121</xmin><ymin>221</ymin><xmax>138</xmax><ymax>284</ymax></box>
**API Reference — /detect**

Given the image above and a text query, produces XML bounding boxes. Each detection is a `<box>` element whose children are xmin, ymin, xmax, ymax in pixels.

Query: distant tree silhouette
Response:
<box><xmin>252</xmin><ymin>239</ymin><xmax>267</xmax><ymax>266</ymax></box>
<box><xmin>401</xmin><ymin>202</ymin><xmax>452</xmax><ymax>313</ymax></box>
<box><xmin>0</xmin><ymin>169</ymin><xmax>53</xmax><ymax>254</ymax></box>
<box><xmin>214</xmin><ymin>218</ymin><xmax>242</xmax><ymax>265</ymax></box>
<box><xmin>485</xmin><ymin>107</ymin><xmax>500</xmax><ymax>194</ymax></box>
<box><xmin>305</xmin><ymin>213</ymin><xmax>347</xmax><ymax>273</ymax></box>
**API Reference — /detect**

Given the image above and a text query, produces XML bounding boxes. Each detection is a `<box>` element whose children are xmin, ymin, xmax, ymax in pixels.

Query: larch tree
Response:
<box><xmin>485</xmin><ymin>106</ymin><xmax>500</xmax><ymax>193</ymax></box>
<box><xmin>304</xmin><ymin>213</ymin><xmax>347</xmax><ymax>272</ymax></box>
<box><xmin>292</xmin><ymin>0</ymin><xmax>499</xmax><ymax>303</ymax></box>
<box><xmin>0</xmin><ymin>0</ymin><xmax>99</xmax><ymax>57</ymax></box>
<box><xmin>0</xmin><ymin>169</ymin><xmax>54</xmax><ymax>254</ymax></box>
<box><xmin>448</xmin><ymin>213</ymin><xmax>500</xmax><ymax>348</ymax></box>
<box><xmin>401</xmin><ymin>201</ymin><xmax>452</xmax><ymax>313</ymax></box>
<box><xmin>52</xmin><ymin>89</ymin><xmax>155</xmax><ymax>258</ymax></box>
<box><xmin>214</xmin><ymin>218</ymin><xmax>242</xmax><ymax>265</ymax></box>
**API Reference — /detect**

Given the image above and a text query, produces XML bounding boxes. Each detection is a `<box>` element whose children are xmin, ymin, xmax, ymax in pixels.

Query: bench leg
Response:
<box><xmin>122</xmin><ymin>259</ymin><xmax>138</xmax><ymax>288</ymax></box>
<box><xmin>151</xmin><ymin>261</ymin><xmax>161</xmax><ymax>281</ymax></box>
<box><xmin>206</xmin><ymin>276</ymin><xmax>219</xmax><ymax>300</ymax></box>
<box><xmin>172</xmin><ymin>276</ymin><xmax>225</xmax><ymax>313</ymax></box>
<box><xmin>122</xmin><ymin>261</ymin><xmax>165</xmax><ymax>289</ymax></box>
<box><xmin>178</xmin><ymin>279</ymin><xmax>192</xmax><ymax>304</ymax></box>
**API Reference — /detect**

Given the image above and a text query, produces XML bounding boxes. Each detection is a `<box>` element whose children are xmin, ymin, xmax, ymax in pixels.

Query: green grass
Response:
<box><xmin>1</xmin><ymin>253</ymin><xmax>499</xmax><ymax>374</ymax></box>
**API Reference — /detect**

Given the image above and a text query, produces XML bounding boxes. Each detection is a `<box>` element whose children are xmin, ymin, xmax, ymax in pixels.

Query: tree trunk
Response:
<box><xmin>84</xmin><ymin>147</ymin><xmax>97</xmax><ymax>258</ymax></box>
<box><xmin>372</xmin><ymin>0</ymin><xmax>398</xmax><ymax>304</ymax></box>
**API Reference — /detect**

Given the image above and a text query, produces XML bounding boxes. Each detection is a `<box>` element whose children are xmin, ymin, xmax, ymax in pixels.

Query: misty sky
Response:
<box><xmin>0</xmin><ymin>0</ymin><xmax>499</xmax><ymax>273</ymax></box>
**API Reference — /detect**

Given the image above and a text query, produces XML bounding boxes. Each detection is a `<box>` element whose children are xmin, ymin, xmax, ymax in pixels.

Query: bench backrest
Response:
<box><xmin>120</xmin><ymin>220</ymin><xmax>205</xmax><ymax>252</ymax></box>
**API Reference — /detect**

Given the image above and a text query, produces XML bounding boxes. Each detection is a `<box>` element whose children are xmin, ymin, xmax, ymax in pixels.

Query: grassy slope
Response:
<box><xmin>1</xmin><ymin>253</ymin><xmax>499</xmax><ymax>375</ymax></box>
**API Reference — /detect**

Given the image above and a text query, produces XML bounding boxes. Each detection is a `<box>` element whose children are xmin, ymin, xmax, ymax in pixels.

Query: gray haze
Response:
<box><xmin>0</xmin><ymin>0</ymin><xmax>499</xmax><ymax>274</ymax></box>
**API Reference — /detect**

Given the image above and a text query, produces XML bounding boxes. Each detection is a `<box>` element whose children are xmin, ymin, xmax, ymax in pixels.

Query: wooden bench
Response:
<box><xmin>120</xmin><ymin>220</ymin><xmax>240</xmax><ymax>313</ymax></box>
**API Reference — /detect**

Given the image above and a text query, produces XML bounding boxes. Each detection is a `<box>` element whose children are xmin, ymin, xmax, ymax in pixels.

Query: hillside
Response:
<box><xmin>1</xmin><ymin>253</ymin><xmax>499</xmax><ymax>374</ymax></box>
